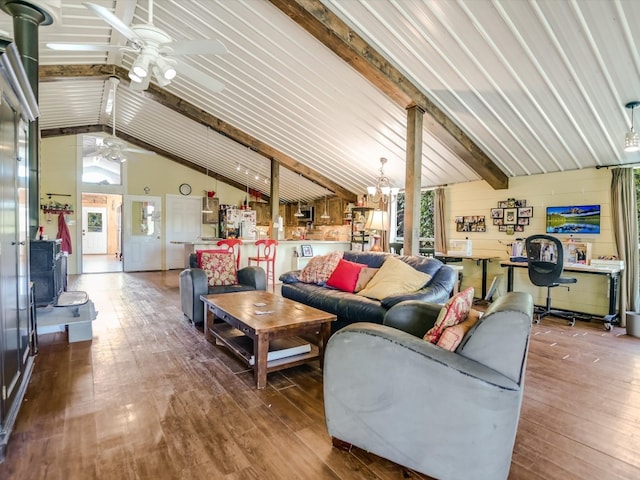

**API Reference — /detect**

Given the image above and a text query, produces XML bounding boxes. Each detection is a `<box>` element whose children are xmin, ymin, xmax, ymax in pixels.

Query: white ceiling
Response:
<box><xmin>1</xmin><ymin>0</ymin><xmax>639</xmax><ymax>203</ymax></box>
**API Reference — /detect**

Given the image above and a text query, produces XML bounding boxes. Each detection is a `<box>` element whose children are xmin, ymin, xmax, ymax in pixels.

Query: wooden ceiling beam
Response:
<box><xmin>39</xmin><ymin>64</ymin><xmax>357</xmax><ymax>202</ymax></box>
<box><xmin>269</xmin><ymin>0</ymin><xmax>509</xmax><ymax>190</ymax></box>
<box><xmin>40</xmin><ymin>125</ymin><xmax>257</xmax><ymax>199</ymax></box>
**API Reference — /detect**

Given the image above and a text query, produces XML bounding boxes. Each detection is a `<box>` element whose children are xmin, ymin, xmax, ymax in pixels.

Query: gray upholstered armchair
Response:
<box><xmin>179</xmin><ymin>253</ymin><xmax>266</xmax><ymax>326</ymax></box>
<box><xmin>323</xmin><ymin>292</ymin><xmax>534</xmax><ymax>480</ymax></box>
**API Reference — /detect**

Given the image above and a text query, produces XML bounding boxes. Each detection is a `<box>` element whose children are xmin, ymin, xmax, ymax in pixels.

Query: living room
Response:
<box><xmin>1</xmin><ymin>1</ymin><xmax>640</xmax><ymax>478</ymax></box>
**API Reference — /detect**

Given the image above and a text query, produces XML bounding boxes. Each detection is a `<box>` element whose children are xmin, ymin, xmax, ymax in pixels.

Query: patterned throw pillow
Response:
<box><xmin>326</xmin><ymin>259</ymin><xmax>367</xmax><ymax>293</ymax></box>
<box><xmin>196</xmin><ymin>249</ymin><xmax>228</xmax><ymax>268</ymax></box>
<box><xmin>436</xmin><ymin>308</ymin><xmax>482</xmax><ymax>351</ymax></box>
<box><xmin>299</xmin><ymin>251</ymin><xmax>344</xmax><ymax>284</ymax></box>
<box><xmin>424</xmin><ymin>287</ymin><xmax>474</xmax><ymax>344</ymax></box>
<box><xmin>200</xmin><ymin>252</ymin><xmax>238</xmax><ymax>286</ymax></box>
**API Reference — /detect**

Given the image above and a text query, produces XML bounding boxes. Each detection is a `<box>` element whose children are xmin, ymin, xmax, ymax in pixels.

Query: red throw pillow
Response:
<box><xmin>326</xmin><ymin>259</ymin><xmax>367</xmax><ymax>293</ymax></box>
<box><xmin>196</xmin><ymin>249</ymin><xmax>228</xmax><ymax>268</ymax></box>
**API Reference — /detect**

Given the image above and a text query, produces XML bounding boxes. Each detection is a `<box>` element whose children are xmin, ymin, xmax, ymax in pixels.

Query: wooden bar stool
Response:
<box><xmin>216</xmin><ymin>239</ymin><xmax>243</xmax><ymax>269</ymax></box>
<box><xmin>248</xmin><ymin>239</ymin><xmax>278</xmax><ymax>288</ymax></box>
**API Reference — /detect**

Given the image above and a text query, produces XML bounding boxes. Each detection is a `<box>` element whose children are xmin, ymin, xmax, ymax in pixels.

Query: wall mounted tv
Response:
<box><xmin>545</xmin><ymin>205</ymin><xmax>600</xmax><ymax>234</ymax></box>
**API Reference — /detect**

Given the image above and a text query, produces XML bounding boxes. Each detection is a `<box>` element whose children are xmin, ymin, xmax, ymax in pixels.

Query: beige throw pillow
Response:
<box><xmin>354</xmin><ymin>267</ymin><xmax>379</xmax><ymax>292</ymax></box>
<box><xmin>356</xmin><ymin>256</ymin><xmax>431</xmax><ymax>300</ymax></box>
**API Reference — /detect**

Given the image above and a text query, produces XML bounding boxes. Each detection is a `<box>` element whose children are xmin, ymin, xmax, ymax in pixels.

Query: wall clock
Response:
<box><xmin>179</xmin><ymin>183</ymin><xmax>192</xmax><ymax>195</ymax></box>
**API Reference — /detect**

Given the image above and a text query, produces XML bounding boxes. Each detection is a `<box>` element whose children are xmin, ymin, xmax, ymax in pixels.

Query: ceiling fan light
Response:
<box><xmin>155</xmin><ymin>56</ymin><xmax>176</xmax><ymax>80</ymax></box>
<box><xmin>152</xmin><ymin>66</ymin><xmax>171</xmax><ymax>87</ymax></box>
<box><xmin>128</xmin><ymin>70</ymin><xmax>143</xmax><ymax>83</ymax></box>
<box><xmin>132</xmin><ymin>54</ymin><xmax>150</xmax><ymax>78</ymax></box>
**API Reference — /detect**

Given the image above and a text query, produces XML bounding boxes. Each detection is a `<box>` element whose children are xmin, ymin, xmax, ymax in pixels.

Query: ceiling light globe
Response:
<box><xmin>163</xmin><ymin>67</ymin><xmax>177</xmax><ymax>80</ymax></box>
<box><xmin>128</xmin><ymin>71</ymin><xmax>142</xmax><ymax>83</ymax></box>
<box><xmin>381</xmin><ymin>186</ymin><xmax>391</xmax><ymax>195</ymax></box>
<box><xmin>625</xmin><ymin>131</ymin><xmax>640</xmax><ymax>152</ymax></box>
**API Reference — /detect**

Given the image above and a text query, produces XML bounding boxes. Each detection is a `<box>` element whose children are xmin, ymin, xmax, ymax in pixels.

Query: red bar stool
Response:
<box><xmin>216</xmin><ymin>238</ymin><xmax>243</xmax><ymax>269</ymax></box>
<box><xmin>248</xmin><ymin>239</ymin><xmax>278</xmax><ymax>288</ymax></box>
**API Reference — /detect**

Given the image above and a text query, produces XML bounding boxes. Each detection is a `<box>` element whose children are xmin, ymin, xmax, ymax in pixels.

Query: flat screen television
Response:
<box><xmin>545</xmin><ymin>205</ymin><xmax>600</xmax><ymax>234</ymax></box>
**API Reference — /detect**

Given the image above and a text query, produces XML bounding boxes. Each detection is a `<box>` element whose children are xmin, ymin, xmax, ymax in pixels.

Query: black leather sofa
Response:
<box><xmin>179</xmin><ymin>253</ymin><xmax>266</xmax><ymax>326</ymax></box>
<box><xmin>279</xmin><ymin>251</ymin><xmax>457</xmax><ymax>333</ymax></box>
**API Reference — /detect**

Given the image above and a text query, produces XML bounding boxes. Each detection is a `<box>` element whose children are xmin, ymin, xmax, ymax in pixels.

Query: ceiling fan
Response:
<box><xmin>47</xmin><ymin>0</ymin><xmax>227</xmax><ymax>92</ymax></box>
<box><xmin>83</xmin><ymin>76</ymin><xmax>149</xmax><ymax>163</ymax></box>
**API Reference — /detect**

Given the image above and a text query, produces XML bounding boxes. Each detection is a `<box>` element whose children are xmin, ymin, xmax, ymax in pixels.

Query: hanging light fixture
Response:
<box><xmin>321</xmin><ymin>189</ymin><xmax>330</xmax><ymax>221</ymax></box>
<box><xmin>294</xmin><ymin>174</ymin><xmax>304</xmax><ymax>217</ymax></box>
<box><xmin>625</xmin><ymin>101</ymin><xmax>640</xmax><ymax>153</ymax></box>
<box><xmin>367</xmin><ymin>157</ymin><xmax>400</xmax><ymax>205</ymax></box>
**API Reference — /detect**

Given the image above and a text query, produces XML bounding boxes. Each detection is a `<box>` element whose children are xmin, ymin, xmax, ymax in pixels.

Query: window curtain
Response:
<box><xmin>610</xmin><ymin>168</ymin><xmax>640</xmax><ymax>326</ymax></box>
<box><xmin>434</xmin><ymin>187</ymin><xmax>447</xmax><ymax>254</ymax></box>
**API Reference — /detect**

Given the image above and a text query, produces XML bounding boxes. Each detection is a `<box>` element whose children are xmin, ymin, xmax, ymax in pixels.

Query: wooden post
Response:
<box><xmin>405</xmin><ymin>105</ymin><xmax>425</xmax><ymax>256</ymax></box>
<box><xmin>270</xmin><ymin>159</ymin><xmax>280</xmax><ymax>239</ymax></box>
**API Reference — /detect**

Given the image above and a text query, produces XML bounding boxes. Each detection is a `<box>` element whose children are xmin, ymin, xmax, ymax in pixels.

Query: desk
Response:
<box><xmin>436</xmin><ymin>253</ymin><xmax>501</xmax><ymax>300</ymax></box>
<box><xmin>500</xmin><ymin>261</ymin><xmax>622</xmax><ymax>323</ymax></box>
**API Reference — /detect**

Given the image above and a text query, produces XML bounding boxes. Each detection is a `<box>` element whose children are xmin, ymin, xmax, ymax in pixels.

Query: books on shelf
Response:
<box><xmin>230</xmin><ymin>333</ymin><xmax>312</xmax><ymax>365</ymax></box>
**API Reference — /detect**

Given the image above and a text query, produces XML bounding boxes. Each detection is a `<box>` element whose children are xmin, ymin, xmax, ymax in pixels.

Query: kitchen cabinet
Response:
<box><xmin>202</xmin><ymin>197</ymin><xmax>219</xmax><ymax>225</ymax></box>
<box><xmin>249</xmin><ymin>201</ymin><xmax>271</xmax><ymax>225</ymax></box>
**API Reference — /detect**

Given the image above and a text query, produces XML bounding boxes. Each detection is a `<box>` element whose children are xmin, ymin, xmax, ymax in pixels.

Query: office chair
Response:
<box><xmin>525</xmin><ymin>234</ymin><xmax>578</xmax><ymax>326</ymax></box>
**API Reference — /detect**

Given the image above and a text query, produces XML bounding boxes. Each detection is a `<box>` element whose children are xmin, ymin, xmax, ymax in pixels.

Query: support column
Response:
<box><xmin>269</xmin><ymin>159</ymin><xmax>280</xmax><ymax>240</ymax></box>
<box><xmin>404</xmin><ymin>105</ymin><xmax>425</xmax><ymax>256</ymax></box>
<box><xmin>0</xmin><ymin>1</ymin><xmax>53</xmax><ymax>240</ymax></box>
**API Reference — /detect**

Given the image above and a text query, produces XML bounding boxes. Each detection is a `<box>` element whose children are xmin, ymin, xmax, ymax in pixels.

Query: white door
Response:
<box><xmin>123</xmin><ymin>195</ymin><xmax>162</xmax><ymax>271</ymax></box>
<box><xmin>82</xmin><ymin>207</ymin><xmax>108</xmax><ymax>254</ymax></box>
<box><xmin>165</xmin><ymin>195</ymin><xmax>202</xmax><ymax>269</ymax></box>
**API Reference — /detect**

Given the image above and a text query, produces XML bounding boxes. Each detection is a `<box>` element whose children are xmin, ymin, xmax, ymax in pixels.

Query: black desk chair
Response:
<box><xmin>525</xmin><ymin>234</ymin><xmax>578</xmax><ymax>326</ymax></box>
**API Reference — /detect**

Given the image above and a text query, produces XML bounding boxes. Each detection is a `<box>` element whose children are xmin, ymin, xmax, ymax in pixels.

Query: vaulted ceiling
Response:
<box><xmin>1</xmin><ymin>0</ymin><xmax>638</xmax><ymax>203</ymax></box>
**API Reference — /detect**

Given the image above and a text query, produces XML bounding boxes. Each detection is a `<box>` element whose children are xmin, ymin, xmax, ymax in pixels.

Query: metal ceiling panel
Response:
<box><xmin>2</xmin><ymin>0</ymin><xmax>638</xmax><ymax>201</ymax></box>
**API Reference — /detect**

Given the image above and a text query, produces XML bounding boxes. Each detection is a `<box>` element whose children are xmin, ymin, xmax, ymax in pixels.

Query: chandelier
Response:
<box><xmin>367</xmin><ymin>157</ymin><xmax>399</xmax><ymax>205</ymax></box>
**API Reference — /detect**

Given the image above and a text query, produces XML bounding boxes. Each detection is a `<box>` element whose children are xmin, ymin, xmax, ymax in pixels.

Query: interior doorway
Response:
<box><xmin>81</xmin><ymin>192</ymin><xmax>123</xmax><ymax>273</ymax></box>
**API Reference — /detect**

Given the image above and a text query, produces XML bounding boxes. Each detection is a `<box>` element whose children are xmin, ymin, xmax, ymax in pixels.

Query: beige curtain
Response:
<box><xmin>434</xmin><ymin>187</ymin><xmax>447</xmax><ymax>254</ymax></box>
<box><xmin>610</xmin><ymin>168</ymin><xmax>640</xmax><ymax>326</ymax></box>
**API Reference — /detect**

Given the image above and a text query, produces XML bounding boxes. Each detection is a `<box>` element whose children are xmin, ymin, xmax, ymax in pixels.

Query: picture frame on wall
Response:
<box><xmin>301</xmin><ymin>244</ymin><xmax>313</xmax><ymax>257</ymax></box>
<box><xmin>518</xmin><ymin>217</ymin><xmax>529</xmax><ymax>225</ymax></box>
<box><xmin>499</xmin><ymin>225</ymin><xmax>507</xmax><ymax>232</ymax></box>
<box><xmin>490</xmin><ymin>208</ymin><xmax>503</xmax><ymax>219</ymax></box>
<box><xmin>518</xmin><ymin>207</ymin><xmax>533</xmax><ymax>217</ymax></box>
<box><xmin>498</xmin><ymin>201</ymin><xmax>508</xmax><ymax>208</ymax></box>
<box><xmin>504</xmin><ymin>208</ymin><xmax>517</xmax><ymax>225</ymax></box>
<box><xmin>493</xmin><ymin>218</ymin><xmax>504</xmax><ymax>226</ymax></box>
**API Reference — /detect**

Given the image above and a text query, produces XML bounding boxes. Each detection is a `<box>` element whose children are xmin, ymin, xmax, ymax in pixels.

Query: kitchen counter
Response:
<box><xmin>171</xmin><ymin>239</ymin><xmax>352</xmax><ymax>282</ymax></box>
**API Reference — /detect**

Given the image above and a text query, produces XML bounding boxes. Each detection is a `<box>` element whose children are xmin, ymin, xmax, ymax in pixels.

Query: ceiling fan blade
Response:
<box><xmin>174</xmin><ymin>59</ymin><xmax>225</xmax><ymax>92</ymax></box>
<box><xmin>46</xmin><ymin>43</ymin><xmax>124</xmax><ymax>52</ymax></box>
<box><xmin>83</xmin><ymin>2</ymin><xmax>140</xmax><ymax>43</ymax></box>
<box><xmin>162</xmin><ymin>38</ymin><xmax>228</xmax><ymax>56</ymax></box>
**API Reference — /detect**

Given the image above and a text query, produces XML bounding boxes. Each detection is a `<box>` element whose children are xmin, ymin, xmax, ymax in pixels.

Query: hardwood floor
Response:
<box><xmin>1</xmin><ymin>271</ymin><xmax>639</xmax><ymax>479</ymax></box>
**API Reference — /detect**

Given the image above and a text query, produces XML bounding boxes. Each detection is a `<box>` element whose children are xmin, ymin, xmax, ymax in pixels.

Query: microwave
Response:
<box><xmin>297</xmin><ymin>206</ymin><xmax>314</xmax><ymax>222</ymax></box>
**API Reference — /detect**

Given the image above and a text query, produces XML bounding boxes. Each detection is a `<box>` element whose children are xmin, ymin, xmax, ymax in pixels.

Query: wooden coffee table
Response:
<box><xmin>201</xmin><ymin>291</ymin><xmax>336</xmax><ymax>389</ymax></box>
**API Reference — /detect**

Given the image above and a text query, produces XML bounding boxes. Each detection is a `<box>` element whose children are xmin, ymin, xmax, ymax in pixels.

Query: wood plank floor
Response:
<box><xmin>1</xmin><ymin>271</ymin><xmax>639</xmax><ymax>479</ymax></box>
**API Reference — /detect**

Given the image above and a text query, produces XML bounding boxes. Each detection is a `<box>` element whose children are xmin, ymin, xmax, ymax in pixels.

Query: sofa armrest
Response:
<box><xmin>279</xmin><ymin>270</ymin><xmax>301</xmax><ymax>284</ymax></box>
<box><xmin>237</xmin><ymin>266</ymin><xmax>267</xmax><ymax>291</ymax></box>
<box><xmin>179</xmin><ymin>268</ymin><xmax>209</xmax><ymax>325</ymax></box>
<box><xmin>383</xmin><ymin>300</ymin><xmax>442</xmax><ymax>338</ymax></box>
<box><xmin>324</xmin><ymin>322</ymin><xmax>522</xmax><ymax>480</ymax></box>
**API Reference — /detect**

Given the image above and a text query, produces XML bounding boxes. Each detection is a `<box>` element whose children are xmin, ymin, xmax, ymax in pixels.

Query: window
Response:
<box><xmin>82</xmin><ymin>135</ymin><xmax>122</xmax><ymax>185</ymax></box>
<box><xmin>395</xmin><ymin>190</ymin><xmax>435</xmax><ymax>243</ymax></box>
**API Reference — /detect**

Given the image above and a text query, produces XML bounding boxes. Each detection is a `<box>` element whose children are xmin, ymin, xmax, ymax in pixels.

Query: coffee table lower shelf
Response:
<box><xmin>209</xmin><ymin>322</ymin><xmax>320</xmax><ymax>373</ymax></box>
